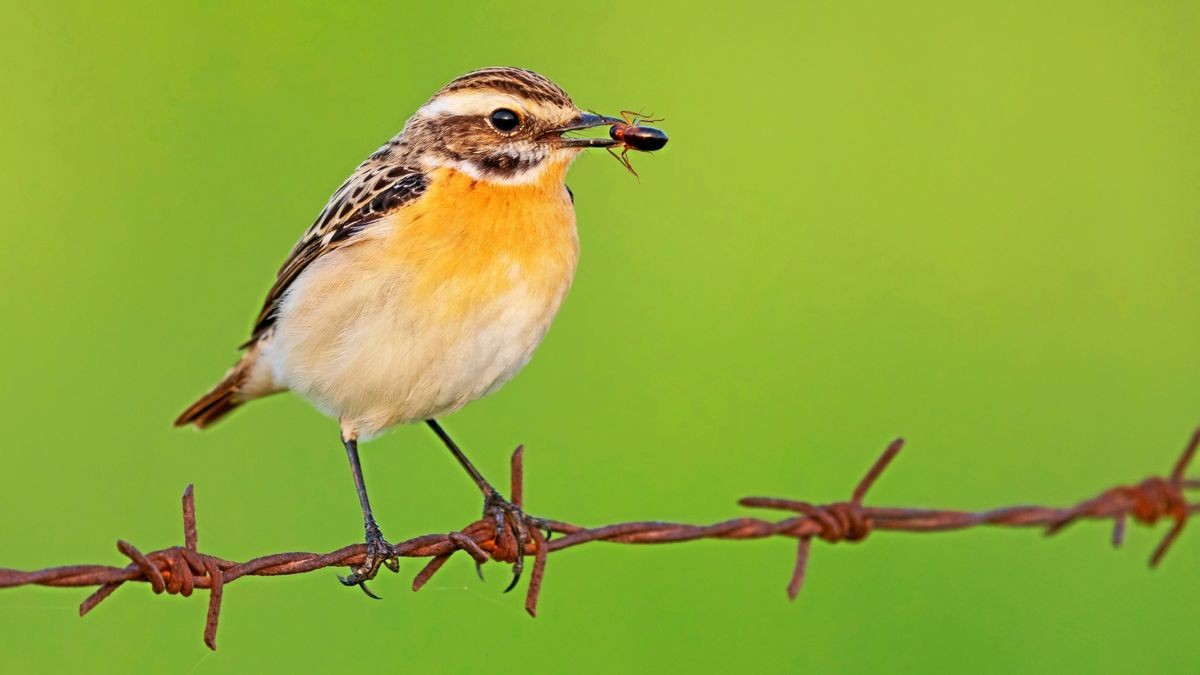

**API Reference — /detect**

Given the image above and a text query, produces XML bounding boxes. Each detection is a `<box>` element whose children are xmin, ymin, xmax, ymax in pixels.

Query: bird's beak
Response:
<box><xmin>549</xmin><ymin>112</ymin><xmax>624</xmax><ymax>148</ymax></box>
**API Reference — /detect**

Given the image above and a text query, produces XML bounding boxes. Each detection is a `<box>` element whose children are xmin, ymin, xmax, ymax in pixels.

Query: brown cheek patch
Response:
<box><xmin>477</xmin><ymin>151</ymin><xmax>543</xmax><ymax>177</ymax></box>
<box><xmin>434</xmin><ymin>115</ymin><xmax>547</xmax><ymax>179</ymax></box>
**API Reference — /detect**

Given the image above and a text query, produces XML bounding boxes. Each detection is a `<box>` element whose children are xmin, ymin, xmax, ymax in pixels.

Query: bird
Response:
<box><xmin>174</xmin><ymin>67</ymin><xmax>657</xmax><ymax>595</ymax></box>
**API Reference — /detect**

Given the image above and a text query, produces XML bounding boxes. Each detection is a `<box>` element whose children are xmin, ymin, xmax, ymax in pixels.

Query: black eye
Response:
<box><xmin>490</xmin><ymin>108</ymin><xmax>520</xmax><ymax>132</ymax></box>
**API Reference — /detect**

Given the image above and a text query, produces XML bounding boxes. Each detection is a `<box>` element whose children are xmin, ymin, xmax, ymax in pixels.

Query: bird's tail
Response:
<box><xmin>174</xmin><ymin>359</ymin><xmax>250</xmax><ymax>429</ymax></box>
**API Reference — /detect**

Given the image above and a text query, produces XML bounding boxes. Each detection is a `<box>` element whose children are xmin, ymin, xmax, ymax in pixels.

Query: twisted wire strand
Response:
<box><xmin>1</xmin><ymin>429</ymin><xmax>1196</xmax><ymax>650</ymax></box>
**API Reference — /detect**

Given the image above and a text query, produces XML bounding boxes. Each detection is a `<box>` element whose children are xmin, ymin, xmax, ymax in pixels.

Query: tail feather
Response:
<box><xmin>175</xmin><ymin>368</ymin><xmax>246</xmax><ymax>429</ymax></box>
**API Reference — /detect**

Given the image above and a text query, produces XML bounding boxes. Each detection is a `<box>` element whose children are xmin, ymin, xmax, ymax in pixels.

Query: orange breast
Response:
<box><xmin>383</xmin><ymin>162</ymin><xmax>579</xmax><ymax>320</ymax></box>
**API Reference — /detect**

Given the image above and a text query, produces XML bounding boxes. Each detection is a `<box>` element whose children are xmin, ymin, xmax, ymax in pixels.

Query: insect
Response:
<box><xmin>607</xmin><ymin>110</ymin><xmax>669</xmax><ymax>178</ymax></box>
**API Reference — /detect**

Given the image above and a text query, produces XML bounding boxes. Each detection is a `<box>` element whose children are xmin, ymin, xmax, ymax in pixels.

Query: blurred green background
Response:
<box><xmin>1</xmin><ymin>1</ymin><xmax>1197</xmax><ymax>673</ymax></box>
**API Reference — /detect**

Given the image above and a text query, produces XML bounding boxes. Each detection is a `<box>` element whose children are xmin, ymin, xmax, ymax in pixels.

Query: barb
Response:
<box><xmin>2</xmin><ymin>429</ymin><xmax>1197</xmax><ymax>650</ymax></box>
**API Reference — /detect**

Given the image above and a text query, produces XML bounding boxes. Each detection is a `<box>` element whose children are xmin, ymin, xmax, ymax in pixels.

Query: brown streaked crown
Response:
<box><xmin>433</xmin><ymin>67</ymin><xmax>576</xmax><ymax>109</ymax></box>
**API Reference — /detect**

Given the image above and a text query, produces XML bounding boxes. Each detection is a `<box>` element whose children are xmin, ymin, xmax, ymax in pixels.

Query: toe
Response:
<box><xmin>357</xmin><ymin>581</ymin><xmax>383</xmax><ymax>600</ymax></box>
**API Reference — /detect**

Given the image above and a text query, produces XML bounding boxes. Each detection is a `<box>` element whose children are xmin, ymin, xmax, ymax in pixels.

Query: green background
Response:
<box><xmin>1</xmin><ymin>1</ymin><xmax>1197</xmax><ymax>673</ymax></box>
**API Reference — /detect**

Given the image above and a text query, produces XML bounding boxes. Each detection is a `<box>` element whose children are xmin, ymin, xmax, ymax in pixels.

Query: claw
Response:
<box><xmin>338</xmin><ymin>574</ymin><xmax>383</xmax><ymax>600</ymax></box>
<box><xmin>483</xmin><ymin>492</ymin><xmax>546</xmax><ymax>594</ymax></box>
<box><xmin>338</xmin><ymin>522</ymin><xmax>398</xmax><ymax>596</ymax></box>
<box><xmin>505</xmin><ymin>513</ymin><xmax>529</xmax><ymax>593</ymax></box>
<box><xmin>503</xmin><ymin>571</ymin><xmax>522</xmax><ymax>594</ymax></box>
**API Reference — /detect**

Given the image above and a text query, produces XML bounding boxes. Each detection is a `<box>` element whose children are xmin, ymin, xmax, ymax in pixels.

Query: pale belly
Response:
<box><xmin>259</xmin><ymin>239</ymin><xmax>575</xmax><ymax>440</ymax></box>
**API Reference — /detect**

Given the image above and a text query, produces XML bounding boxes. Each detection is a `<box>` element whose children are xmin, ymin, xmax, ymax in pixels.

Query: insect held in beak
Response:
<box><xmin>606</xmin><ymin>110</ymin><xmax>669</xmax><ymax>178</ymax></box>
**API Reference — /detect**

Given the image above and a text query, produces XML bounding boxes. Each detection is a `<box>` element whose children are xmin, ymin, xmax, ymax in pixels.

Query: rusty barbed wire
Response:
<box><xmin>2</xmin><ymin>429</ymin><xmax>1197</xmax><ymax>650</ymax></box>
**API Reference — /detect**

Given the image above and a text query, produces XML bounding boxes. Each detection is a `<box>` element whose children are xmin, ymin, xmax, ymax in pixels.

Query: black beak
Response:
<box><xmin>551</xmin><ymin>112</ymin><xmax>624</xmax><ymax>148</ymax></box>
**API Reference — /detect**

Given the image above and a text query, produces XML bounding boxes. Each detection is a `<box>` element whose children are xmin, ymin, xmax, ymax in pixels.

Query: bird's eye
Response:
<box><xmin>490</xmin><ymin>108</ymin><xmax>520</xmax><ymax>132</ymax></box>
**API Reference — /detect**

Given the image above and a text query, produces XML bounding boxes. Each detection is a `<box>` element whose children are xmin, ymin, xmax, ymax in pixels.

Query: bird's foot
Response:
<box><xmin>338</xmin><ymin>521</ymin><xmax>400</xmax><ymax>599</ymax></box>
<box><xmin>483</xmin><ymin>491</ymin><xmax>550</xmax><ymax>593</ymax></box>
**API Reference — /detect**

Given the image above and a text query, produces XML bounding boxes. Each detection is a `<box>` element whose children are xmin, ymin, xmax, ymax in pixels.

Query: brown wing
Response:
<box><xmin>243</xmin><ymin>162</ymin><xmax>428</xmax><ymax>346</ymax></box>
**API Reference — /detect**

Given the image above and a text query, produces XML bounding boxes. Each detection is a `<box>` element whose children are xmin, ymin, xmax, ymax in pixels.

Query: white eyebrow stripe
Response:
<box><xmin>417</xmin><ymin>90</ymin><xmax>529</xmax><ymax>118</ymax></box>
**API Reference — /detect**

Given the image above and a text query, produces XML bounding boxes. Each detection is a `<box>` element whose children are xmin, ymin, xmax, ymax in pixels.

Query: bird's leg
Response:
<box><xmin>426</xmin><ymin>419</ymin><xmax>546</xmax><ymax>591</ymax></box>
<box><xmin>337</xmin><ymin>434</ymin><xmax>400</xmax><ymax>597</ymax></box>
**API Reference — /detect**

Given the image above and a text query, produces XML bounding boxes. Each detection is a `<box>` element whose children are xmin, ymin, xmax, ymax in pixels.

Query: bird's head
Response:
<box><xmin>403</xmin><ymin>67</ymin><xmax>624</xmax><ymax>185</ymax></box>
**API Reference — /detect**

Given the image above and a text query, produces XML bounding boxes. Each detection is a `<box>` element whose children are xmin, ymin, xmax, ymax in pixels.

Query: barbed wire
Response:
<box><xmin>2</xmin><ymin>429</ymin><xmax>1197</xmax><ymax>650</ymax></box>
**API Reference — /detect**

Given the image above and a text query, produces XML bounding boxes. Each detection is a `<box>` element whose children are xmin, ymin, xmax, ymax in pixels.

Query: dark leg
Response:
<box><xmin>427</xmin><ymin>419</ymin><xmax>499</xmax><ymax>499</ymax></box>
<box><xmin>337</xmin><ymin>436</ymin><xmax>399</xmax><ymax>596</ymax></box>
<box><xmin>426</xmin><ymin>420</ymin><xmax>545</xmax><ymax>591</ymax></box>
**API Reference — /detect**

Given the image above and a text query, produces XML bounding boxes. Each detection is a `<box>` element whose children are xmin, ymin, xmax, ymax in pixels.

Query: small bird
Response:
<box><xmin>175</xmin><ymin>67</ymin><xmax>664</xmax><ymax>594</ymax></box>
